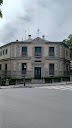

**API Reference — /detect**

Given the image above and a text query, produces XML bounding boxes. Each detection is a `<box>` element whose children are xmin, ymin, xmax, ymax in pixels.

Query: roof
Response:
<box><xmin>0</xmin><ymin>37</ymin><xmax>69</xmax><ymax>49</ymax></box>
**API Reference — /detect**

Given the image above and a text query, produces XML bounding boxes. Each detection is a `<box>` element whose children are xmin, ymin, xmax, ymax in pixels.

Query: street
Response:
<box><xmin>0</xmin><ymin>86</ymin><xmax>72</xmax><ymax>128</ymax></box>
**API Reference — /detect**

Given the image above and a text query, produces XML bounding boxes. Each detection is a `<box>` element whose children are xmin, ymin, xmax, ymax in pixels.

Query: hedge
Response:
<box><xmin>44</xmin><ymin>76</ymin><xmax>70</xmax><ymax>83</ymax></box>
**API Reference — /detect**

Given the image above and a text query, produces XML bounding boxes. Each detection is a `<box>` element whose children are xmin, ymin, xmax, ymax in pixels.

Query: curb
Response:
<box><xmin>0</xmin><ymin>82</ymin><xmax>72</xmax><ymax>89</ymax></box>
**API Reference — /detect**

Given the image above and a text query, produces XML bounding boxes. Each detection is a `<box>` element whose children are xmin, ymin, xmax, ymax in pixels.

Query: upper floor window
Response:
<box><xmin>35</xmin><ymin>47</ymin><xmax>42</xmax><ymax>57</ymax></box>
<box><xmin>0</xmin><ymin>51</ymin><xmax>2</xmax><ymax>56</ymax></box>
<box><xmin>6</xmin><ymin>49</ymin><xmax>8</xmax><ymax>54</ymax></box>
<box><xmin>3</xmin><ymin>50</ymin><xmax>4</xmax><ymax>55</ymax></box>
<box><xmin>49</xmin><ymin>47</ymin><xmax>54</xmax><ymax>56</ymax></box>
<box><xmin>22</xmin><ymin>47</ymin><xmax>27</xmax><ymax>56</ymax></box>
<box><xmin>0</xmin><ymin>64</ymin><xmax>1</xmax><ymax>70</ymax></box>
<box><xmin>66</xmin><ymin>50</ymin><xmax>68</xmax><ymax>56</ymax></box>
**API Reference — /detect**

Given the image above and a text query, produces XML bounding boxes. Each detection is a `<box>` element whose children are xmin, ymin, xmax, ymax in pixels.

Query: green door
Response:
<box><xmin>34</xmin><ymin>67</ymin><xmax>41</xmax><ymax>79</ymax></box>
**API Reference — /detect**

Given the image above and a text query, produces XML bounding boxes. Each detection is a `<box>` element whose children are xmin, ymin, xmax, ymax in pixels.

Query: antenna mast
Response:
<box><xmin>28</xmin><ymin>26</ymin><xmax>29</xmax><ymax>35</ymax></box>
<box><xmin>25</xmin><ymin>30</ymin><xmax>26</xmax><ymax>40</ymax></box>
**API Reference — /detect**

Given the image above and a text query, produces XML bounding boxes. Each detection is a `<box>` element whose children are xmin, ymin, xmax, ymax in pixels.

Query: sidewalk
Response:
<box><xmin>0</xmin><ymin>81</ymin><xmax>72</xmax><ymax>89</ymax></box>
<box><xmin>0</xmin><ymin>84</ymin><xmax>32</xmax><ymax>89</ymax></box>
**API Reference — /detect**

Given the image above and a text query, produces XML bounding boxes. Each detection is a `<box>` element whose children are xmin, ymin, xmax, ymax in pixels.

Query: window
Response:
<box><xmin>22</xmin><ymin>63</ymin><xmax>27</xmax><ymax>75</ymax></box>
<box><xmin>49</xmin><ymin>64</ymin><xmax>54</xmax><ymax>75</ymax></box>
<box><xmin>0</xmin><ymin>64</ymin><xmax>1</xmax><ymax>70</ymax></box>
<box><xmin>35</xmin><ymin>47</ymin><xmax>42</xmax><ymax>56</ymax></box>
<box><xmin>70</xmin><ymin>52</ymin><xmax>72</xmax><ymax>58</ymax></box>
<box><xmin>49</xmin><ymin>47</ymin><xmax>54</xmax><ymax>56</ymax></box>
<box><xmin>22</xmin><ymin>47</ymin><xmax>27</xmax><ymax>56</ymax></box>
<box><xmin>66</xmin><ymin>64</ymin><xmax>69</xmax><ymax>72</ymax></box>
<box><xmin>3</xmin><ymin>50</ymin><xmax>4</xmax><ymax>55</ymax></box>
<box><xmin>0</xmin><ymin>51</ymin><xmax>2</xmax><ymax>56</ymax></box>
<box><xmin>5</xmin><ymin>64</ymin><xmax>7</xmax><ymax>71</ymax></box>
<box><xmin>66</xmin><ymin>50</ymin><xmax>68</xmax><ymax>56</ymax></box>
<box><xmin>6</xmin><ymin>49</ymin><xmax>8</xmax><ymax>54</ymax></box>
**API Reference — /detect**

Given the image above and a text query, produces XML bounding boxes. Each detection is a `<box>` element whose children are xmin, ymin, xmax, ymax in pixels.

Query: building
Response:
<box><xmin>0</xmin><ymin>35</ymin><xmax>71</xmax><ymax>83</ymax></box>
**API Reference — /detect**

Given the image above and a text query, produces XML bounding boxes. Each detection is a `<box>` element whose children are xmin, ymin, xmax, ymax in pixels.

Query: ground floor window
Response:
<box><xmin>22</xmin><ymin>63</ymin><xmax>27</xmax><ymax>75</ymax></box>
<box><xmin>5</xmin><ymin>64</ymin><xmax>7</xmax><ymax>71</ymax></box>
<box><xmin>49</xmin><ymin>64</ymin><xmax>54</xmax><ymax>75</ymax></box>
<box><xmin>66</xmin><ymin>64</ymin><xmax>69</xmax><ymax>72</ymax></box>
<box><xmin>0</xmin><ymin>64</ymin><xmax>1</xmax><ymax>70</ymax></box>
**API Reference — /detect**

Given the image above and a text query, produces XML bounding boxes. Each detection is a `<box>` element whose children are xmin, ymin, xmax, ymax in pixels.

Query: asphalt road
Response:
<box><xmin>0</xmin><ymin>87</ymin><xmax>72</xmax><ymax>128</ymax></box>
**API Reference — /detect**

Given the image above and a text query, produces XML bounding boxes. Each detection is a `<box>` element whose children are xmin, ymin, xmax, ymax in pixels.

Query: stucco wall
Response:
<box><xmin>1</xmin><ymin>61</ymin><xmax>11</xmax><ymax>71</ymax></box>
<box><xmin>0</xmin><ymin>45</ymin><xmax>11</xmax><ymax>60</ymax></box>
<box><xmin>65</xmin><ymin>48</ymin><xmax>71</xmax><ymax>60</ymax></box>
<box><xmin>0</xmin><ymin>37</ymin><xmax>71</xmax><ymax>78</ymax></box>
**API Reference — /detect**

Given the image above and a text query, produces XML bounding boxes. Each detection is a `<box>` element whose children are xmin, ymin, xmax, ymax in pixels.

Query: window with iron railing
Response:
<box><xmin>22</xmin><ymin>47</ymin><xmax>27</xmax><ymax>56</ymax></box>
<box><xmin>66</xmin><ymin>50</ymin><xmax>68</xmax><ymax>56</ymax></box>
<box><xmin>49</xmin><ymin>64</ymin><xmax>54</xmax><ymax>75</ymax></box>
<box><xmin>49</xmin><ymin>47</ymin><xmax>54</xmax><ymax>56</ymax></box>
<box><xmin>6</xmin><ymin>49</ymin><xmax>8</xmax><ymax>54</ymax></box>
<box><xmin>22</xmin><ymin>63</ymin><xmax>27</xmax><ymax>75</ymax></box>
<box><xmin>0</xmin><ymin>64</ymin><xmax>1</xmax><ymax>70</ymax></box>
<box><xmin>0</xmin><ymin>51</ymin><xmax>2</xmax><ymax>56</ymax></box>
<box><xmin>35</xmin><ymin>47</ymin><xmax>42</xmax><ymax>57</ymax></box>
<box><xmin>5</xmin><ymin>64</ymin><xmax>7</xmax><ymax>71</ymax></box>
<box><xmin>3</xmin><ymin>50</ymin><xmax>4</xmax><ymax>55</ymax></box>
<box><xmin>70</xmin><ymin>52</ymin><xmax>72</xmax><ymax>58</ymax></box>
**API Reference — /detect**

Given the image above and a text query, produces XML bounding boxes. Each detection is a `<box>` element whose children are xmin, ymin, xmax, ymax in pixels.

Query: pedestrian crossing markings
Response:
<box><xmin>36</xmin><ymin>85</ymin><xmax>72</xmax><ymax>91</ymax></box>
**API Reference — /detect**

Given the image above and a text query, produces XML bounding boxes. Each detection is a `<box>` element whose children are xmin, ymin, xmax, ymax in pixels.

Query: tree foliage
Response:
<box><xmin>64</xmin><ymin>34</ymin><xmax>72</xmax><ymax>49</ymax></box>
<box><xmin>0</xmin><ymin>0</ymin><xmax>3</xmax><ymax>18</ymax></box>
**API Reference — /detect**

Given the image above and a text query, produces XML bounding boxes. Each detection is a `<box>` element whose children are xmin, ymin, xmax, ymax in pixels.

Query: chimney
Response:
<box><xmin>42</xmin><ymin>35</ymin><xmax>45</xmax><ymax>40</ymax></box>
<box><xmin>28</xmin><ymin>35</ymin><xmax>31</xmax><ymax>39</ymax></box>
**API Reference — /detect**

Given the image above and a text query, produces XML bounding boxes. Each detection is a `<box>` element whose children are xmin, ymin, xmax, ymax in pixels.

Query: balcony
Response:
<box><xmin>35</xmin><ymin>52</ymin><xmax>42</xmax><ymax>58</ymax></box>
<box><xmin>35</xmin><ymin>47</ymin><xmax>42</xmax><ymax>58</ymax></box>
<box><xmin>21</xmin><ymin>52</ymin><xmax>31</xmax><ymax>60</ymax></box>
<box><xmin>22</xmin><ymin>52</ymin><xmax>27</xmax><ymax>57</ymax></box>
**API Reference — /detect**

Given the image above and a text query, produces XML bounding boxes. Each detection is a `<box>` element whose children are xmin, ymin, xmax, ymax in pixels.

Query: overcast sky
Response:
<box><xmin>0</xmin><ymin>0</ymin><xmax>72</xmax><ymax>46</ymax></box>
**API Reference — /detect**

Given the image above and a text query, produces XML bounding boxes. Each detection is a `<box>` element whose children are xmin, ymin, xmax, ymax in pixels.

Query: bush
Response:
<box><xmin>44</xmin><ymin>76</ymin><xmax>70</xmax><ymax>83</ymax></box>
<box><xmin>1</xmin><ymin>80</ymin><xmax>6</xmax><ymax>86</ymax></box>
<box><xmin>9</xmin><ymin>79</ymin><xmax>16</xmax><ymax>85</ymax></box>
<box><xmin>9</xmin><ymin>77</ymin><xmax>32</xmax><ymax>85</ymax></box>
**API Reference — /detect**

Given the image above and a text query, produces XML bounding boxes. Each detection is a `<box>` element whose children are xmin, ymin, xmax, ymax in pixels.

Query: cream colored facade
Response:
<box><xmin>0</xmin><ymin>37</ymin><xmax>71</xmax><ymax>79</ymax></box>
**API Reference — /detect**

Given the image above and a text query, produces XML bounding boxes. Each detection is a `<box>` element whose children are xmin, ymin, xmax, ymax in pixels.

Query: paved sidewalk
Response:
<box><xmin>0</xmin><ymin>84</ymin><xmax>32</xmax><ymax>89</ymax></box>
<box><xmin>0</xmin><ymin>81</ymin><xmax>72</xmax><ymax>89</ymax></box>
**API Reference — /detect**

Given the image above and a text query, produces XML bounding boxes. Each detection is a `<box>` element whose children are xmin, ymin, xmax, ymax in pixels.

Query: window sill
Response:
<box><xmin>49</xmin><ymin>55</ymin><xmax>55</xmax><ymax>57</ymax></box>
<box><xmin>35</xmin><ymin>56</ymin><xmax>42</xmax><ymax>58</ymax></box>
<box><xmin>22</xmin><ymin>55</ymin><xmax>27</xmax><ymax>57</ymax></box>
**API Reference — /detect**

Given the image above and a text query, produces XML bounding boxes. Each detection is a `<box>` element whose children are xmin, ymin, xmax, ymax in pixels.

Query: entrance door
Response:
<box><xmin>34</xmin><ymin>67</ymin><xmax>41</xmax><ymax>79</ymax></box>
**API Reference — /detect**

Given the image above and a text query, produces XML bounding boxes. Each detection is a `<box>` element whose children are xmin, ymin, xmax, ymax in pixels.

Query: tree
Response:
<box><xmin>64</xmin><ymin>34</ymin><xmax>72</xmax><ymax>50</ymax></box>
<box><xmin>0</xmin><ymin>0</ymin><xmax>3</xmax><ymax>18</ymax></box>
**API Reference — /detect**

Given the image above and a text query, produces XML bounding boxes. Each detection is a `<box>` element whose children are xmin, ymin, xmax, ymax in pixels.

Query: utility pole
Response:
<box><xmin>23</xmin><ymin>64</ymin><xmax>26</xmax><ymax>86</ymax></box>
<box><xmin>24</xmin><ymin>75</ymin><xmax>25</xmax><ymax>86</ymax></box>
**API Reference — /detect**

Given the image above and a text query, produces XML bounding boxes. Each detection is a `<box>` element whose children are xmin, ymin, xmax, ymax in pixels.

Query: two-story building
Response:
<box><xmin>0</xmin><ymin>35</ymin><xmax>71</xmax><ymax>83</ymax></box>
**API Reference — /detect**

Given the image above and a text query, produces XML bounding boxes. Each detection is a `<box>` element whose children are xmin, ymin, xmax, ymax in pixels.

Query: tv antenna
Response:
<box><xmin>25</xmin><ymin>30</ymin><xmax>26</xmax><ymax>40</ymax></box>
